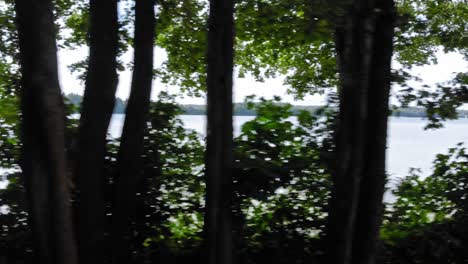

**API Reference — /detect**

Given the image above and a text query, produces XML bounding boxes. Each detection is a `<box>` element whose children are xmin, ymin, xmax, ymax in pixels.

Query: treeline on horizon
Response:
<box><xmin>66</xmin><ymin>93</ymin><xmax>468</xmax><ymax>118</ymax></box>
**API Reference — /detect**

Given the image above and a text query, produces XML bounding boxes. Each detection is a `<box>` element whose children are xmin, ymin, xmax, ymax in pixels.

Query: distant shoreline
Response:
<box><xmin>117</xmin><ymin>109</ymin><xmax>468</xmax><ymax>119</ymax></box>
<box><xmin>109</xmin><ymin>113</ymin><xmax>468</xmax><ymax>119</ymax></box>
<box><xmin>104</xmin><ymin>105</ymin><xmax>468</xmax><ymax>119</ymax></box>
<box><xmin>65</xmin><ymin>93</ymin><xmax>468</xmax><ymax>119</ymax></box>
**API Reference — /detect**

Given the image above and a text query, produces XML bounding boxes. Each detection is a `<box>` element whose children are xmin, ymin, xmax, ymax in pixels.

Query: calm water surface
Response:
<box><xmin>109</xmin><ymin>114</ymin><xmax>468</xmax><ymax>181</ymax></box>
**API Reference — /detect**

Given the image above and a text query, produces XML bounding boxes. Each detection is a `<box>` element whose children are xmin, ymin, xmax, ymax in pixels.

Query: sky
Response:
<box><xmin>57</xmin><ymin>46</ymin><xmax>468</xmax><ymax>107</ymax></box>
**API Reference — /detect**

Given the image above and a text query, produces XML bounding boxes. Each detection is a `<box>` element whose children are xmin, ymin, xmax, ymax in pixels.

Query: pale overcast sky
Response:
<box><xmin>57</xmin><ymin>46</ymin><xmax>468</xmax><ymax>107</ymax></box>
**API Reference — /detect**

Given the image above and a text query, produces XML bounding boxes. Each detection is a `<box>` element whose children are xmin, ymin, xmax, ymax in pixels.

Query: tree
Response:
<box><xmin>326</xmin><ymin>1</ymin><xmax>376</xmax><ymax>263</ymax></box>
<box><xmin>3</xmin><ymin>0</ymin><xmax>467</xmax><ymax>263</ymax></box>
<box><xmin>14</xmin><ymin>0</ymin><xmax>78</xmax><ymax>263</ymax></box>
<box><xmin>204</xmin><ymin>0</ymin><xmax>235</xmax><ymax>263</ymax></box>
<box><xmin>73</xmin><ymin>0</ymin><xmax>119</xmax><ymax>263</ymax></box>
<box><xmin>351</xmin><ymin>0</ymin><xmax>396</xmax><ymax>263</ymax></box>
<box><xmin>326</xmin><ymin>0</ymin><xmax>396</xmax><ymax>264</ymax></box>
<box><xmin>110</xmin><ymin>0</ymin><xmax>156</xmax><ymax>263</ymax></box>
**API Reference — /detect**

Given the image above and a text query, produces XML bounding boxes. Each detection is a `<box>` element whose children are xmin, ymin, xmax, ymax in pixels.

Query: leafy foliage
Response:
<box><xmin>0</xmin><ymin>0</ymin><xmax>467</xmax><ymax>262</ymax></box>
<box><xmin>133</xmin><ymin>92</ymin><xmax>205</xmax><ymax>255</ymax></box>
<box><xmin>398</xmin><ymin>72</ymin><xmax>468</xmax><ymax>129</ymax></box>
<box><xmin>1</xmin><ymin>93</ymin><xmax>468</xmax><ymax>263</ymax></box>
<box><xmin>231</xmin><ymin>96</ymin><xmax>334</xmax><ymax>263</ymax></box>
<box><xmin>382</xmin><ymin>143</ymin><xmax>468</xmax><ymax>263</ymax></box>
<box><xmin>154</xmin><ymin>0</ymin><xmax>208</xmax><ymax>95</ymax></box>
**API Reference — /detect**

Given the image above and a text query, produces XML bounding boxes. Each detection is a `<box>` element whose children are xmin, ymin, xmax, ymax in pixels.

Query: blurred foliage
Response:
<box><xmin>234</xmin><ymin>0</ymin><xmax>343</xmax><ymax>98</ymax></box>
<box><xmin>1</xmin><ymin>95</ymin><xmax>468</xmax><ymax>263</ymax></box>
<box><xmin>397</xmin><ymin>72</ymin><xmax>468</xmax><ymax>129</ymax></box>
<box><xmin>154</xmin><ymin>0</ymin><xmax>208</xmax><ymax>96</ymax></box>
<box><xmin>381</xmin><ymin>143</ymin><xmax>468</xmax><ymax>263</ymax></box>
<box><xmin>390</xmin><ymin>0</ymin><xmax>468</xmax><ymax>128</ymax></box>
<box><xmin>0</xmin><ymin>0</ymin><xmax>462</xmax><ymax>132</ymax></box>
<box><xmin>55</xmin><ymin>0</ymin><xmax>467</xmax><ymax>107</ymax></box>
<box><xmin>131</xmin><ymin>92</ymin><xmax>206</xmax><ymax>257</ymax></box>
<box><xmin>0</xmin><ymin>95</ymin><xmax>336</xmax><ymax>263</ymax></box>
<box><xmin>0</xmin><ymin>0</ymin><xmax>467</xmax><ymax>262</ymax></box>
<box><xmin>394</xmin><ymin>0</ymin><xmax>468</xmax><ymax>65</ymax></box>
<box><xmin>231</xmin><ymin>96</ymin><xmax>334</xmax><ymax>263</ymax></box>
<box><xmin>0</xmin><ymin>171</ymin><xmax>32</xmax><ymax>261</ymax></box>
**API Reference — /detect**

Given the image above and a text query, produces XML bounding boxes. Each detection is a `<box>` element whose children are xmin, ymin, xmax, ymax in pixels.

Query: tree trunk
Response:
<box><xmin>326</xmin><ymin>1</ymin><xmax>376</xmax><ymax>263</ymax></box>
<box><xmin>204</xmin><ymin>0</ymin><xmax>235</xmax><ymax>263</ymax></box>
<box><xmin>74</xmin><ymin>0</ymin><xmax>119</xmax><ymax>263</ymax></box>
<box><xmin>110</xmin><ymin>0</ymin><xmax>155</xmax><ymax>263</ymax></box>
<box><xmin>15</xmin><ymin>0</ymin><xmax>78</xmax><ymax>263</ymax></box>
<box><xmin>351</xmin><ymin>1</ymin><xmax>396</xmax><ymax>263</ymax></box>
<box><xmin>327</xmin><ymin>0</ymin><xmax>397</xmax><ymax>263</ymax></box>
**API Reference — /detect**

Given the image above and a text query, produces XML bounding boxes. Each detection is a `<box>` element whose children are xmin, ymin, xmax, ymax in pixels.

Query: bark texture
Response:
<box><xmin>204</xmin><ymin>0</ymin><xmax>235</xmax><ymax>263</ymax></box>
<box><xmin>326</xmin><ymin>0</ymin><xmax>376</xmax><ymax>263</ymax></box>
<box><xmin>327</xmin><ymin>0</ymin><xmax>396</xmax><ymax>264</ymax></box>
<box><xmin>74</xmin><ymin>0</ymin><xmax>119</xmax><ymax>263</ymax></box>
<box><xmin>110</xmin><ymin>0</ymin><xmax>156</xmax><ymax>263</ymax></box>
<box><xmin>15</xmin><ymin>0</ymin><xmax>78</xmax><ymax>263</ymax></box>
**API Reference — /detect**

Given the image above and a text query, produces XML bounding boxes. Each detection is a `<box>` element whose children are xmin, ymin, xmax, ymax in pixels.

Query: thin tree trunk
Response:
<box><xmin>204</xmin><ymin>0</ymin><xmax>235</xmax><ymax>263</ymax></box>
<box><xmin>110</xmin><ymin>0</ymin><xmax>155</xmax><ymax>263</ymax></box>
<box><xmin>326</xmin><ymin>1</ymin><xmax>375</xmax><ymax>263</ymax></box>
<box><xmin>15</xmin><ymin>0</ymin><xmax>78</xmax><ymax>263</ymax></box>
<box><xmin>74</xmin><ymin>0</ymin><xmax>119</xmax><ymax>263</ymax></box>
<box><xmin>351</xmin><ymin>1</ymin><xmax>396</xmax><ymax>263</ymax></box>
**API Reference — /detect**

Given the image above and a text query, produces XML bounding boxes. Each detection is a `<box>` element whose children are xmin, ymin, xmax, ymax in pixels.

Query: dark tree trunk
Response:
<box><xmin>326</xmin><ymin>1</ymin><xmax>376</xmax><ymax>263</ymax></box>
<box><xmin>204</xmin><ymin>0</ymin><xmax>235</xmax><ymax>263</ymax></box>
<box><xmin>74</xmin><ymin>0</ymin><xmax>119</xmax><ymax>263</ymax></box>
<box><xmin>15</xmin><ymin>0</ymin><xmax>78</xmax><ymax>263</ymax></box>
<box><xmin>327</xmin><ymin>0</ymin><xmax>397</xmax><ymax>263</ymax></box>
<box><xmin>110</xmin><ymin>0</ymin><xmax>156</xmax><ymax>263</ymax></box>
<box><xmin>351</xmin><ymin>1</ymin><xmax>396</xmax><ymax>264</ymax></box>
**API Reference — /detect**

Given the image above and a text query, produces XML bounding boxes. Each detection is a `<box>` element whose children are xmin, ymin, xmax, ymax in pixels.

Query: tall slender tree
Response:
<box><xmin>327</xmin><ymin>0</ymin><xmax>396</xmax><ymax>264</ymax></box>
<box><xmin>15</xmin><ymin>0</ymin><xmax>78</xmax><ymax>263</ymax></box>
<box><xmin>111</xmin><ymin>0</ymin><xmax>156</xmax><ymax>263</ymax></box>
<box><xmin>204</xmin><ymin>0</ymin><xmax>235</xmax><ymax>263</ymax></box>
<box><xmin>74</xmin><ymin>0</ymin><xmax>119</xmax><ymax>263</ymax></box>
<box><xmin>326</xmin><ymin>0</ymin><xmax>376</xmax><ymax>263</ymax></box>
<box><xmin>352</xmin><ymin>1</ymin><xmax>396</xmax><ymax>263</ymax></box>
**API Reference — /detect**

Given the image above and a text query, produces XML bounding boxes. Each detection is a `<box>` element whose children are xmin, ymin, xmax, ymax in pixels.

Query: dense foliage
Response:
<box><xmin>0</xmin><ymin>0</ymin><xmax>467</xmax><ymax>263</ymax></box>
<box><xmin>1</xmin><ymin>96</ymin><xmax>467</xmax><ymax>263</ymax></box>
<box><xmin>381</xmin><ymin>143</ymin><xmax>468</xmax><ymax>263</ymax></box>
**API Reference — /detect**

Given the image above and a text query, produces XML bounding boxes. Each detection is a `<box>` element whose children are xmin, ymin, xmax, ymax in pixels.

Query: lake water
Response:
<box><xmin>0</xmin><ymin>115</ymin><xmax>465</xmax><ymax>212</ymax></box>
<box><xmin>109</xmin><ymin>114</ymin><xmax>468</xmax><ymax>182</ymax></box>
<box><xmin>1</xmin><ymin>115</ymin><xmax>466</xmax><ymax>190</ymax></box>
